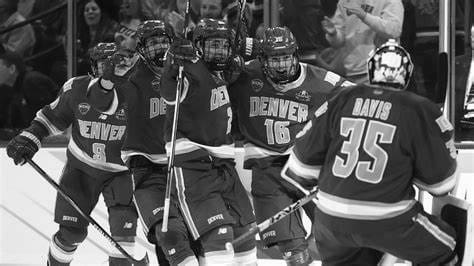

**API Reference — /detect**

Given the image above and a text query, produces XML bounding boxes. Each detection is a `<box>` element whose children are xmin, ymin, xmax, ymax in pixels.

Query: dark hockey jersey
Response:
<box><xmin>160</xmin><ymin>60</ymin><xmax>234</xmax><ymax>161</ymax></box>
<box><xmin>121</xmin><ymin>59</ymin><xmax>168</xmax><ymax>165</ymax></box>
<box><xmin>283</xmin><ymin>84</ymin><xmax>457</xmax><ymax>231</ymax></box>
<box><xmin>230</xmin><ymin>60</ymin><xmax>349</xmax><ymax>167</ymax></box>
<box><xmin>34</xmin><ymin>75</ymin><xmax>136</xmax><ymax>176</ymax></box>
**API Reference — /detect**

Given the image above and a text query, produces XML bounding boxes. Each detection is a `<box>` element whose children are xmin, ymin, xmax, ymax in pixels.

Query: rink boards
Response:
<box><xmin>1</xmin><ymin>147</ymin><xmax>473</xmax><ymax>265</ymax></box>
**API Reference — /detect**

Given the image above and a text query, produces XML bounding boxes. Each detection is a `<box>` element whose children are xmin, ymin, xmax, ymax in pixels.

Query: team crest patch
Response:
<box><xmin>151</xmin><ymin>77</ymin><xmax>161</xmax><ymax>91</ymax></box>
<box><xmin>295</xmin><ymin>90</ymin><xmax>311</xmax><ymax>102</ymax></box>
<box><xmin>78</xmin><ymin>103</ymin><xmax>90</xmax><ymax>115</ymax></box>
<box><xmin>115</xmin><ymin>107</ymin><xmax>127</xmax><ymax>120</ymax></box>
<box><xmin>251</xmin><ymin>79</ymin><xmax>263</xmax><ymax>92</ymax></box>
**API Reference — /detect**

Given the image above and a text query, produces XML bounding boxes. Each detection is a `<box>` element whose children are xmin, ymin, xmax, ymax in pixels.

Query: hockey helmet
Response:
<box><xmin>259</xmin><ymin>26</ymin><xmax>299</xmax><ymax>84</ymax></box>
<box><xmin>367</xmin><ymin>39</ymin><xmax>414</xmax><ymax>89</ymax></box>
<box><xmin>193</xmin><ymin>18</ymin><xmax>234</xmax><ymax>71</ymax></box>
<box><xmin>136</xmin><ymin>20</ymin><xmax>174</xmax><ymax>72</ymax></box>
<box><xmin>89</xmin><ymin>42</ymin><xmax>118</xmax><ymax>77</ymax></box>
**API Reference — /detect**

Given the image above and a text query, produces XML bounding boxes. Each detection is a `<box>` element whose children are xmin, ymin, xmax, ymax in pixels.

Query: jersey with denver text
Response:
<box><xmin>160</xmin><ymin>60</ymin><xmax>234</xmax><ymax>161</ymax></box>
<box><xmin>284</xmin><ymin>84</ymin><xmax>458</xmax><ymax>231</ymax></box>
<box><xmin>121</xmin><ymin>59</ymin><xmax>168</xmax><ymax>165</ymax></box>
<box><xmin>230</xmin><ymin>60</ymin><xmax>348</xmax><ymax>166</ymax></box>
<box><xmin>34</xmin><ymin>75</ymin><xmax>135</xmax><ymax>175</ymax></box>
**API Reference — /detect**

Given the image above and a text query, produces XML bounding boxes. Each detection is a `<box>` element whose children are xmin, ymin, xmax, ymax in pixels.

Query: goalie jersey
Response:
<box><xmin>229</xmin><ymin>60</ymin><xmax>349</xmax><ymax>167</ymax></box>
<box><xmin>33</xmin><ymin>75</ymin><xmax>136</xmax><ymax>176</ymax></box>
<box><xmin>160</xmin><ymin>60</ymin><xmax>234</xmax><ymax>161</ymax></box>
<box><xmin>284</xmin><ymin>84</ymin><xmax>458</xmax><ymax>232</ymax></box>
<box><xmin>121</xmin><ymin>59</ymin><xmax>168</xmax><ymax>165</ymax></box>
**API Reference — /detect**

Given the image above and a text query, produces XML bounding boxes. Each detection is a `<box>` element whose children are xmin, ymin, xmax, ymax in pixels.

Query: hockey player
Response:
<box><xmin>229</xmin><ymin>26</ymin><xmax>350</xmax><ymax>265</ymax></box>
<box><xmin>6</xmin><ymin>43</ymin><xmax>147</xmax><ymax>266</ymax></box>
<box><xmin>282</xmin><ymin>40</ymin><xmax>459</xmax><ymax>265</ymax></box>
<box><xmin>160</xmin><ymin>18</ymin><xmax>257</xmax><ymax>265</ymax></box>
<box><xmin>121</xmin><ymin>20</ymin><xmax>200</xmax><ymax>266</ymax></box>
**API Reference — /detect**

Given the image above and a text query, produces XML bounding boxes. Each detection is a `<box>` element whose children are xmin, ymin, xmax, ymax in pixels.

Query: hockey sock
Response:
<box><xmin>47</xmin><ymin>234</ymin><xmax>77</xmax><ymax>266</ymax></box>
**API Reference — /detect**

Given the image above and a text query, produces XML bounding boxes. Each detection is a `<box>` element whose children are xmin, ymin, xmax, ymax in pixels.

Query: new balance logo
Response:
<box><xmin>217</xmin><ymin>227</ymin><xmax>228</xmax><ymax>235</ymax></box>
<box><xmin>99</xmin><ymin>114</ymin><xmax>108</xmax><ymax>120</ymax></box>
<box><xmin>123</xmin><ymin>222</ymin><xmax>133</xmax><ymax>229</ymax></box>
<box><xmin>168</xmin><ymin>248</ymin><xmax>176</xmax><ymax>255</ymax></box>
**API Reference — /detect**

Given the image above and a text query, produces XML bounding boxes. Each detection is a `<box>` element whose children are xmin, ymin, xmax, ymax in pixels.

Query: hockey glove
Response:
<box><xmin>224</xmin><ymin>55</ymin><xmax>244</xmax><ymax>84</ymax></box>
<box><xmin>167</xmin><ymin>38</ymin><xmax>200</xmax><ymax>66</ymax></box>
<box><xmin>6</xmin><ymin>132</ymin><xmax>41</xmax><ymax>165</ymax></box>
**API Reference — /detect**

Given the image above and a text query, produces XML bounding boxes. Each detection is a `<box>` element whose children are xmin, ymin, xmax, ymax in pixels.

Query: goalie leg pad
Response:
<box><xmin>155</xmin><ymin>218</ymin><xmax>196</xmax><ymax>265</ymax></box>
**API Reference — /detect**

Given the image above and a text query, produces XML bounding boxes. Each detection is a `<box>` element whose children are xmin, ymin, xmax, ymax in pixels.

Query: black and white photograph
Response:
<box><xmin>0</xmin><ymin>0</ymin><xmax>473</xmax><ymax>265</ymax></box>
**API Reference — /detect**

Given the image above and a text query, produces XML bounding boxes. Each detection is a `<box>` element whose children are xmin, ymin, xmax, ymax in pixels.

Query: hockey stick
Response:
<box><xmin>231</xmin><ymin>0</ymin><xmax>247</xmax><ymax>57</ymax></box>
<box><xmin>162</xmin><ymin>0</ymin><xmax>191</xmax><ymax>233</ymax></box>
<box><xmin>25</xmin><ymin>158</ymin><xmax>146</xmax><ymax>263</ymax></box>
<box><xmin>226</xmin><ymin>187</ymin><xmax>319</xmax><ymax>251</ymax></box>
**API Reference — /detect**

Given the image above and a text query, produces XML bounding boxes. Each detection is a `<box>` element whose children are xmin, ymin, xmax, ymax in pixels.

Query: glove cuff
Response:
<box><xmin>25</xmin><ymin>120</ymin><xmax>49</xmax><ymax>141</ymax></box>
<box><xmin>20</xmin><ymin>131</ymin><xmax>41</xmax><ymax>150</ymax></box>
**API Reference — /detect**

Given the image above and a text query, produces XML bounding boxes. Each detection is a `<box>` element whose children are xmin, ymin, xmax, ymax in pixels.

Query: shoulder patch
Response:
<box><xmin>435</xmin><ymin>115</ymin><xmax>454</xmax><ymax>133</ymax></box>
<box><xmin>324</xmin><ymin>71</ymin><xmax>341</xmax><ymax>86</ymax></box>
<box><xmin>62</xmin><ymin>77</ymin><xmax>76</xmax><ymax>92</ymax></box>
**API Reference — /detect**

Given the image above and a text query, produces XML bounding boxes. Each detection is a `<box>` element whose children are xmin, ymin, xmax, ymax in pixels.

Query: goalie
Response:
<box><xmin>282</xmin><ymin>40</ymin><xmax>459</xmax><ymax>265</ymax></box>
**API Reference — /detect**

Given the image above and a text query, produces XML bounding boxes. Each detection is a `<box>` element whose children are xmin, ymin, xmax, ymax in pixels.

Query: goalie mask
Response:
<box><xmin>136</xmin><ymin>20</ymin><xmax>174</xmax><ymax>74</ymax></box>
<box><xmin>367</xmin><ymin>39</ymin><xmax>413</xmax><ymax>89</ymax></box>
<box><xmin>89</xmin><ymin>42</ymin><xmax>118</xmax><ymax>77</ymax></box>
<box><xmin>193</xmin><ymin>18</ymin><xmax>234</xmax><ymax>71</ymax></box>
<box><xmin>259</xmin><ymin>27</ymin><xmax>299</xmax><ymax>84</ymax></box>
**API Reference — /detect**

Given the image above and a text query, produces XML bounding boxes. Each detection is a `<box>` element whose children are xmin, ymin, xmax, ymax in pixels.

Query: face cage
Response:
<box><xmin>138</xmin><ymin>35</ymin><xmax>171</xmax><ymax>71</ymax></box>
<box><xmin>262</xmin><ymin>53</ymin><xmax>298</xmax><ymax>84</ymax></box>
<box><xmin>200</xmin><ymin>37</ymin><xmax>232</xmax><ymax>71</ymax></box>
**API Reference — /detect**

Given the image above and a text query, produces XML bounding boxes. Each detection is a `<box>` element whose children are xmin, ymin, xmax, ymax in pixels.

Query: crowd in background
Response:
<box><xmin>0</xmin><ymin>0</ymin><xmax>470</xmax><ymax>141</ymax></box>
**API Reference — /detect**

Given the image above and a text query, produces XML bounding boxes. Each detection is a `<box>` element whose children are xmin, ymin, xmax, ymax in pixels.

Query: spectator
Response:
<box><xmin>140</xmin><ymin>0</ymin><xmax>170</xmax><ymax>20</ymax></box>
<box><xmin>17</xmin><ymin>0</ymin><xmax>35</xmax><ymax>18</ymax></box>
<box><xmin>247</xmin><ymin>0</ymin><xmax>263</xmax><ymax>39</ymax></box>
<box><xmin>223</xmin><ymin>1</ymin><xmax>253</xmax><ymax>37</ymax></box>
<box><xmin>280</xmin><ymin>0</ymin><xmax>339</xmax><ymax>71</ymax></box>
<box><xmin>200</xmin><ymin>0</ymin><xmax>224</xmax><ymax>19</ymax></box>
<box><xmin>0</xmin><ymin>0</ymin><xmax>36</xmax><ymax>57</ymax></box>
<box><xmin>164</xmin><ymin>0</ymin><xmax>202</xmax><ymax>37</ymax></box>
<box><xmin>0</xmin><ymin>49</ymin><xmax>58</xmax><ymax>130</ymax></box>
<box><xmin>117</xmin><ymin>0</ymin><xmax>143</xmax><ymax>32</ymax></box>
<box><xmin>281</xmin><ymin>0</ymin><xmax>329</xmax><ymax>57</ymax></box>
<box><xmin>77</xmin><ymin>0</ymin><xmax>119</xmax><ymax>75</ymax></box>
<box><xmin>26</xmin><ymin>0</ymin><xmax>68</xmax><ymax>86</ymax></box>
<box><xmin>115</xmin><ymin>0</ymin><xmax>142</xmax><ymax>57</ymax></box>
<box><xmin>321</xmin><ymin>0</ymin><xmax>404</xmax><ymax>83</ymax></box>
